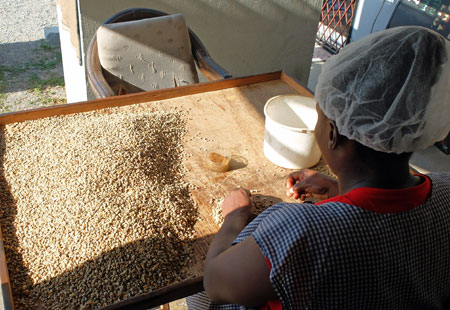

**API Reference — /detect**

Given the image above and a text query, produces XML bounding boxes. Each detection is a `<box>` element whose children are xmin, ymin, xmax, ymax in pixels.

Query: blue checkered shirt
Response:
<box><xmin>203</xmin><ymin>172</ymin><xmax>450</xmax><ymax>309</ymax></box>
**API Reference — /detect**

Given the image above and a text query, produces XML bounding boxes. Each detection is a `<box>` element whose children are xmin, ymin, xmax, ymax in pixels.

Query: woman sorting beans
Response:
<box><xmin>191</xmin><ymin>26</ymin><xmax>450</xmax><ymax>309</ymax></box>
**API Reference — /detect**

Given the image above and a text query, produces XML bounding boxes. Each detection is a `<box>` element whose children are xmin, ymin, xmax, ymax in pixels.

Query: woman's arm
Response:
<box><xmin>203</xmin><ymin>189</ymin><xmax>278</xmax><ymax>306</ymax></box>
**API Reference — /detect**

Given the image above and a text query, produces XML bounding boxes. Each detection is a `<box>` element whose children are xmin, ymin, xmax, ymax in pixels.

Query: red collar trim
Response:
<box><xmin>315</xmin><ymin>174</ymin><xmax>431</xmax><ymax>214</ymax></box>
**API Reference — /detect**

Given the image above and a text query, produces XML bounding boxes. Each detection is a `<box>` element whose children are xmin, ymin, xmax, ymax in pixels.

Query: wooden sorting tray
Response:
<box><xmin>0</xmin><ymin>72</ymin><xmax>317</xmax><ymax>309</ymax></box>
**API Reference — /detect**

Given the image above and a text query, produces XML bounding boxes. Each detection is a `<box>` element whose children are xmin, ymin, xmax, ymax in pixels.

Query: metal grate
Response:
<box><xmin>316</xmin><ymin>0</ymin><xmax>359</xmax><ymax>54</ymax></box>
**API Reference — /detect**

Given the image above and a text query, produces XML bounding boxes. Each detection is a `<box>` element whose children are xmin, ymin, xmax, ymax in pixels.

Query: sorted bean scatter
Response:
<box><xmin>212</xmin><ymin>193</ymin><xmax>277</xmax><ymax>227</ymax></box>
<box><xmin>212</xmin><ymin>160</ymin><xmax>336</xmax><ymax>226</ymax></box>
<box><xmin>0</xmin><ymin>109</ymin><xmax>199</xmax><ymax>309</ymax></box>
<box><xmin>211</xmin><ymin>198</ymin><xmax>225</xmax><ymax>226</ymax></box>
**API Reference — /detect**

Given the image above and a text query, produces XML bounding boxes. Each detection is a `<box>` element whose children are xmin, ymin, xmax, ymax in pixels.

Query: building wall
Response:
<box><xmin>57</xmin><ymin>3</ymin><xmax>88</xmax><ymax>103</ymax></box>
<box><xmin>79</xmin><ymin>0</ymin><xmax>322</xmax><ymax>96</ymax></box>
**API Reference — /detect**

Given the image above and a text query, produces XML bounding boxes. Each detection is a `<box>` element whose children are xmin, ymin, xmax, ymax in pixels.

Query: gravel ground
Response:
<box><xmin>0</xmin><ymin>0</ymin><xmax>66</xmax><ymax>113</ymax></box>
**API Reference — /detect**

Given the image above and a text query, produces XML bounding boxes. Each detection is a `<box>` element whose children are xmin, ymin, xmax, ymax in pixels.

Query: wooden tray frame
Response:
<box><xmin>0</xmin><ymin>72</ymin><xmax>310</xmax><ymax>126</ymax></box>
<box><xmin>0</xmin><ymin>71</ymin><xmax>312</xmax><ymax>309</ymax></box>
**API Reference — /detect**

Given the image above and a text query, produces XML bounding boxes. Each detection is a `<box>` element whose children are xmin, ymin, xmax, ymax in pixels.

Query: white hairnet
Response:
<box><xmin>315</xmin><ymin>26</ymin><xmax>450</xmax><ymax>154</ymax></box>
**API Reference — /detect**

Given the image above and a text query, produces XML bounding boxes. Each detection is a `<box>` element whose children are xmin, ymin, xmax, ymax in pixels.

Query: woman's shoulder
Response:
<box><xmin>427</xmin><ymin>172</ymin><xmax>450</xmax><ymax>188</ymax></box>
<box><xmin>265</xmin><ymin>200</ymin><xmax>359</xmax><ymax>220</ymax></box>
<box><xmin>233</xmin><ymin>201</ymin><xmax>349</xmax><ymax>244</ymax></box>
<box><xmin>422</xmin><ymin>172</ymin><xmax>450</xmax><ymax>202</ymax></box>
<box><xmin>250</xmin><ymin>201</ymin><xmax>361</xmax><ymax>240</ymax></box>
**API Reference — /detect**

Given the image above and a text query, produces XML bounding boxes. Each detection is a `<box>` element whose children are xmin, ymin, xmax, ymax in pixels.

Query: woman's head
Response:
<box><xmin>315</xmin><ymin>26</ymin><xmax>450</xmax><ymax>154</ymax></box>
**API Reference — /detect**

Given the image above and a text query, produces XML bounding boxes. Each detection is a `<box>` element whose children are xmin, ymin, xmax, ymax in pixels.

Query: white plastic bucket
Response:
<box><xmin>263</xmin><ymin>95</ymin><xmax>321</xmax><ymax>169</ymax></box>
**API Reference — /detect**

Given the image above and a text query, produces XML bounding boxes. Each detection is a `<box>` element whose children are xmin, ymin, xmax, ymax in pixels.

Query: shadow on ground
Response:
<box><xmin>0</xmin><ymin>39</ymin><xmax>64</xmax><ymax>94</ymax></box>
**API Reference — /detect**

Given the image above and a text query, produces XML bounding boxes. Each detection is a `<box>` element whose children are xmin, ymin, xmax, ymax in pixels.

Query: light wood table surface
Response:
<box><xmin>0</xmin><ymin>72</ymin><xmax>320</xmax><ymax>310</ymax></box>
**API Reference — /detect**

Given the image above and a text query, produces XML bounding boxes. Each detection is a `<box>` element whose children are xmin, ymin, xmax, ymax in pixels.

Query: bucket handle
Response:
<box><xmin>298</xmin><ymin>129</ymin><xmax>314</xmax><ymax>134</ymax></box>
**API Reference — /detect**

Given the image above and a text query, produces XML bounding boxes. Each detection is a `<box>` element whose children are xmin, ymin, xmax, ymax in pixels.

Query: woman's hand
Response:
<box><xmin>205</xmin><ymin>187</ymin><xmax>276</xmax><ymax>306</ymax></box>
<box><xmin>222</xmin><ymin>188</ymin><xmax>253</xmax><ymax>220</ymax></box>
<box><xmin>286</xmin><ymin>169</ymin><xmax>339</xmax><ymax>201</ymax></box>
